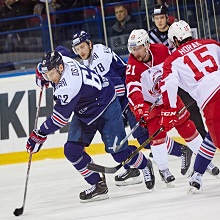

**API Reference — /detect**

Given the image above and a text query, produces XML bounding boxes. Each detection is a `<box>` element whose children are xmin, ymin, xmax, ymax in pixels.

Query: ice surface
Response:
<box><xmin>1</xmin><ymin>150</ymin><xmax>220</xmax><ymax>220</ymax></box>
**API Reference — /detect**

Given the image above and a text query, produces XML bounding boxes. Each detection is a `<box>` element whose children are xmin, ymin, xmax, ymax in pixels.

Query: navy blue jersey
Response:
<box><xmin>40</xmin><ymin>56</ymin><xmax>116</xmax><ymax>135</ymax></box>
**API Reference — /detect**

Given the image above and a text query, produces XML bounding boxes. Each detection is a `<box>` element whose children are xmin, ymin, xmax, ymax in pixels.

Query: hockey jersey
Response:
<box><xmin>161</xmin><ymin>39</ymin><xmax>220</xmax><ymax>110</ymax></box>
<box><xmin>126</xmin><ymin>44</ymin><xmax>170</xmax><ymax>109</ymax></box>
<box><xmin>40</xmin><ymin>56</ymin><xmax>116</xmax><ymax>135</ymax></box>
<box><xmin>82</xmin><ymin>44</ymin><xmax>128</xmax><ymax>112</ymax></box>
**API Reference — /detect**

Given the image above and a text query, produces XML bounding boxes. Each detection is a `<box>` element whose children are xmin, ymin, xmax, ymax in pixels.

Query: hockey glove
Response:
<box><xmin>133</xmin><ymin>103</ymin><xmax>149</xmax><ymax>126</ymax></box>
<box><xmin>36</xmin><ymin>63</ymin><xmax>49</xmax><ymax>88</ymax></box>
<box><xmin>26</xmin><ymin>129</ymin><xmax>47</xmax><ymax>153</ymax></box>
<box><xmin>160</xmin><ymin>108</ymin><xmax>178</xmax><ymax>131</ymax></box>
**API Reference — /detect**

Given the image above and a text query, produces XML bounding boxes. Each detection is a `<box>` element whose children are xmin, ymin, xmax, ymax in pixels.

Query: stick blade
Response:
<box><xmin>87</xmin><ymin>163</ymin><xmax>123</xmax><ymax>174</ymax></box>
<box><xmin>13</xmin><ymin>207</ymin><xmax>24</xmax><ymax>216</ymax></box>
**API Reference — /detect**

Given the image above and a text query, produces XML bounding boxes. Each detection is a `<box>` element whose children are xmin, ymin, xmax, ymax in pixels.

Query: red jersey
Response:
<box><xmin>126</xmin><ymin>43</ymin><xmax>170</xmax><ymax>110</ymax></box>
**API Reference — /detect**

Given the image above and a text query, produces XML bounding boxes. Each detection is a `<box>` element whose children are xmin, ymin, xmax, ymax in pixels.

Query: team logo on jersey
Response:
<box><xmin>56</xmin><ymin>78</ymin><xmax>67</xmax><ymax>89</ymax></box>
<box><xmin>102</xmin><ymin>77</ymin><xmax>109</xmax><ymax>87</ymax></box>
<box><xmin>78</xmin><ymin>107</ymin><xmax>88</xmax><ymax>114</ymax></box>
<box><xmin>148</xmin><ymin>74</ymin><xmax>161</xmax><ymax>97</ymax></box>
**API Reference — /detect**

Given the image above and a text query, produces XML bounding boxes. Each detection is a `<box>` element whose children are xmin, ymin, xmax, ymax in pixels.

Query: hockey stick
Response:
<box><xmin>14</xmin><ymin>86</ymin><xmax>44</xmax><ymax>217</ymax></box>
<box><xmin>87</xmin><ymin>100</ymin><xmax>194</xmax><ymax>174</ymax></box>
<box><xmin>113</xmin><ymin>95</ymin><xmax>162</xmax><ymax>152</ymax></box>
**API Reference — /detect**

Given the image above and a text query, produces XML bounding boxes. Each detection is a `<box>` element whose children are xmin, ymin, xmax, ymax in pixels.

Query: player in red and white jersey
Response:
<box><xmin>125</xmin><ymin>29</ymin><xmax>205</xmax><ymax>186</ymax></box>
<box><xmin>160</xmin><ymin>20</ymin><xmax>220</xmax><ymax>192</ymax></box>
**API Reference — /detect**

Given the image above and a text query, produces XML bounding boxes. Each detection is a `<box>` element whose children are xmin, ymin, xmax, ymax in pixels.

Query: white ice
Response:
<box><xmin>1</xmin><ymin>150</ymin><xmax>220</xmax><ymax>220</ymax></box>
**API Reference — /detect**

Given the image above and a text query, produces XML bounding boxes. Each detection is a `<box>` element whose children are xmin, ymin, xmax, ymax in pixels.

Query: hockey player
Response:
<box><xmin>27</xmin><ymin>50</ymin><xmax>155</xmax><ymax>203</ymax></box>
<box><xmin>148</xmin><ymin>4</ymin><xmax>219</xmax><ymax>176</ymax></box>
<box><xmin>71</xmin><ymin>30</ymin><xmax>193</xmax><ymax>187</ymax></box>
<box><xmin>125</xmin><ymin>29</ymin><xmax>217</xmax><ymax>186</ymax></box>
<box><xmin>160</xmin><ymin>20</ymin><xmax>220</xmax><ymax>192</ymax></box>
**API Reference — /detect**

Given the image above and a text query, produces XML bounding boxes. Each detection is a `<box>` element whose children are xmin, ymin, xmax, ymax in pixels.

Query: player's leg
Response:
<box><xmin>188</xmin><ymin>133</ymin><xmax>217</xmax><ymax>192</ymax></box>
<box><xmin>65</xmin><ymin>115</ymin><xmax>108</xmax><ymax>203</ymax></box>
<box><xmin>100</xmin><ymin>98</ymin><xmax>155</xmax><ymax>190</ymax></box>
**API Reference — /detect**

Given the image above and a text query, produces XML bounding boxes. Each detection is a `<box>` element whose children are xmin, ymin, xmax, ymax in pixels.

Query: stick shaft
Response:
<box><xmin>22</xmin><ymin>87</ymin><xmax>44</xmax><ymax>208</ymax></box>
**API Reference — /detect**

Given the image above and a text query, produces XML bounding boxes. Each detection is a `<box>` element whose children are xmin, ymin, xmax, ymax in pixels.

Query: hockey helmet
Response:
<box><xmin>153</xmin><ymin>4</ymin><xmax>168</xmax><ymax>16</ymax></box>
<box><xmin>72</xmin><ymin>31</ymin><xmax>91</xmax><ymax>54</ymax></box>
<box><xmin>41</xmin><ymin>50</ymin><xmax>63</xmax><ymax>75</ymax></box>
<box><xmin>168</xmin><ymin>20</ymin><xmax>192</xmax><ymax>46</ymax></box>
<box><xmin>127</xmin><ymin>29</ymin><xmax>149</xmax><ymax>53</ymax></box>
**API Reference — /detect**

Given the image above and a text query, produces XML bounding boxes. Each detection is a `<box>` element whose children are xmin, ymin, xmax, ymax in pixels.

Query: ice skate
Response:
<box><xmin>181</xmin><ymin>145</ymin><xmax>193</xmax><ymax>175</ymax></box>
<box><xmin>159</xmin><ymin>168</ymin><xmax>175</xmax><ymax>188</ymax></box>
<box><xmin>188</xmin><ymin>171</ymin><xmax>202</xmax><ymax>194</ymax></box>
<box><xmin>115</xmin><ymin>168</ymin><xmax>142</xmax><ymax>186</ymax></box>
<box><xmin>142</xmin><ymin>159</ymin><xmax>155</xmax><ymax>190</ymax></box>
<box><xmin>80</xmin><ymin>180</ymin><xmax>109</xmax><ymax>203</ymax></box>
<box><xmin>206</xmin><ymin>162</ymin><xmax>220</xmax><ymax>178</ymax></box>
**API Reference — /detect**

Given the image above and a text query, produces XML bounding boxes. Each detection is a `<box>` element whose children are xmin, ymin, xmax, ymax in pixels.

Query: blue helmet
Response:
<box><xmin>72</xmin><ymin>30</ymin><xmax>91</xmax><ymax>54</ymax></box>
<box><xmin>41</xmin><ymin>50</ymin><xmax>63</xmax><ymax>73</ymax></box>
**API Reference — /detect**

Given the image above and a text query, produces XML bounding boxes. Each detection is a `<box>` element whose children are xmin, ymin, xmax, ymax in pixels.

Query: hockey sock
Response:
<box><xmin>151</xmin><ymin>143</ymin><xmax>169</xmax><ymax>170</ymax></box>
<box><xmin>166</xmin><ymin>137</ymin><xmax>182</xmax><ymax>157</ymax></box>
<box><xmin>194</xmin><ymin>133</ymin><xmax>217</xmax><ymax>174</ymax></box>
<box><xmin>64</xmin><ymin>142</ymin><xmax>101</xmax><ymax>185</ymax></box>
<box><xmin>112</xmin><ymin>145</ymin><xmax>147</xmax><ymax>169</ymax></box>
<box><xmin>185</xmin><ymin>133</ymin><xmax>203</xmax><ymax>154</ymax></box>
<box><xmin>137</xmin><ymin>135</ymin><xmax>151</xmax><ymax>149</ymax></box>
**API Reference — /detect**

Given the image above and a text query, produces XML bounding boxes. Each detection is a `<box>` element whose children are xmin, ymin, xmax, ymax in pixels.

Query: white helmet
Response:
<box><xmin>168</xmin><ymin>20</ymin><xmax>192</xmax><ymax>45</ymax></box>
<box><xmin>127</xmin><ymin>29</ymin><xmax>149</xmax><ymax>53</ymax></box>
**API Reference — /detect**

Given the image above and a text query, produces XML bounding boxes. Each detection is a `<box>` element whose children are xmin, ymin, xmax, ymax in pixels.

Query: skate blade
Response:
<box><xmin>166</xmin><ymin>182</ymin><xmax>175</xmax><ymax>188</ymax></box>
<box><xmin>115</xmin><ymin>177</ymin><xmax>143</xmax><ymax>186</ymax></box>
<box><xmin>80</xmin><ymin>194</ymin><xmax>109</xmax><ymax>203</ymax></box>
<box><xmin>188</xmin><ymin>186</ymin><xmax>201</xmax><ymax>194</ymax></box>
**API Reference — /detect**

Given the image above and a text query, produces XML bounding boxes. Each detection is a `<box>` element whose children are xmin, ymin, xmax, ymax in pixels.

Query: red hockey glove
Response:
<box><xmin>160</xmin><ymin>108</ymin><xmax>178</xmax><ymax>131</ymax></box>
<box><xmin>36</xmin><ymin>63</ymin><xmax>49</xmax><ymax>88</ymax></box>
<box><xmin>133</xmin><ymin>103</ymin><xmax>149</xmax><ymax>126</ymax></box>
<box><xmin>26</xmin><ymin>130</ymin><xmax>47</xmax><ymax>153</ymax></box>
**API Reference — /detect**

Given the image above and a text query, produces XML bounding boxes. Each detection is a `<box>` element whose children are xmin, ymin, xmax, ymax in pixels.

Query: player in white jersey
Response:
<box><xmin>71</xmin><ymin>30</ymin><xmax>194</xmax><ymax>186</ymax></box>
<box><xmin>126</xmin><ymin>29</ymin><xmax>218</xmax><ymax>186</ymax></box>
<box><xmin>27</xmin><ymin>50</ymin><xmax>155</xmax><ymax>203</ymax></box>
<box><xmin>160</xmin><ymin>20</ymin><xmax>220</xmax><ymax>192</ymax></box>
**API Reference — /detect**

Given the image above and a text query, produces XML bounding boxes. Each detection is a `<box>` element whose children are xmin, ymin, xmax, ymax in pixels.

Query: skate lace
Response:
<box><xmin>84</xmin><ymin>185</ymin><xmax>96</xmax><ymax>195</ymax></box>
<box><xmin>190</xmin><ymin>172</ymin><xmax>202</xmax><ymax>184</ymax></box>
<box><xmin>181</xmin><ymin>154</ymin><xmax>186</xmax><ymax>169</ymax></box>
<box><xmin>142</xmin><ymin>167</ymin><xmax>152</xmax><ymax>181</ymax></box>
<box><xmin>161</xmin><ymin>169</ymin><xmax>172</xmax><ymax>179</ymax></box>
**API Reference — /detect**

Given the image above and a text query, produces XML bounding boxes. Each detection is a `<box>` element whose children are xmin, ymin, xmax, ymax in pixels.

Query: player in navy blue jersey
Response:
<box><xmin>26</xmin><ymin>50</ymin><xmax>155</xmax><ymax>202</ymax></box>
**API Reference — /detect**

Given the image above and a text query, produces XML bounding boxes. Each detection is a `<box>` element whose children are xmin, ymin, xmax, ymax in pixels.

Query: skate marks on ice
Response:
<box><xmin>0</xmin><ymin>151</ymin><xmax>220</xmax><ymax>220</ymax></box>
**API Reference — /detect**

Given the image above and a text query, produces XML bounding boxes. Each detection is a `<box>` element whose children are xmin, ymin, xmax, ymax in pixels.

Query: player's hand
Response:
<box><xmin>26</xmin><ymin>130</ymin><xmax>47</xmax><ymax>153</ymax></box>
<box><xmin>160</xmin><ymin>108</ymin><xmax>178</xmax><ymax>131</ymax></box>
<box><xmin>134</xmin><ymin>103</ymin><xmax>149</xmax><ymax>126</ymax></box>
<box><xmin>36</xmin><ymin>63</ymin><xmax>49</xmax><ymax>88</ymax></box>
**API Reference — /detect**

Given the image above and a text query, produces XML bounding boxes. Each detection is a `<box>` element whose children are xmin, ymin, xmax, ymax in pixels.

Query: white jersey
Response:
<box><xmin>161</xmin><ymin>39</ymin><xmax>220</xmax><ymax>110</ymax></box>
<box><xmin>82</xmin><ymin>43</ymin><xmax>128</xmax><ymax>111</ymax></box>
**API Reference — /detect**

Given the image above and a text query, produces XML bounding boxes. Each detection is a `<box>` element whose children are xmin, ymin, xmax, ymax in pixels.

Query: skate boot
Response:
<box><xmin>188</xmin><ymin>171</ymin><xmax>203</xmax><ymax>194</ymax></box>
<box><xmin>181</xmin><ymin>145</ymin><xmax>193</xmax><ymax>175</ymax></box>
<box><xmin>206</xmin><ymin>162</ymin><xmax>220</xmax><ymax>177</ymax></box>
<box><xmin>142</xmin><ymin>159</ymin><xmax>155</xmax><ymax>190</ymax></box>
<box><xmin>80</xmin><ymin>180</ymin><xmax>109</xmax><ymax>203</ymax></box>
<box><xmin>159</xmin><ymin>168</ymin><xmax>175</xmax><ymax>188</ymax></box>
<box><xmin>115</xmin><ymin>168</ymin><xmax>142</xmax><ymax>186</ymax></box>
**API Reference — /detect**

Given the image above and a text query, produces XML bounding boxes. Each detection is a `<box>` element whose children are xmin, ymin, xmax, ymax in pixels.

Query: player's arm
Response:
<box><xmin>126</xmin><ymin>63</ymin><xmax>150</xmax><ymax>125</ymax></box>
<box><xmin>159</xmin><ymin>57</ymin><xmax>180</xmax><ymax>131</ymax></box>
